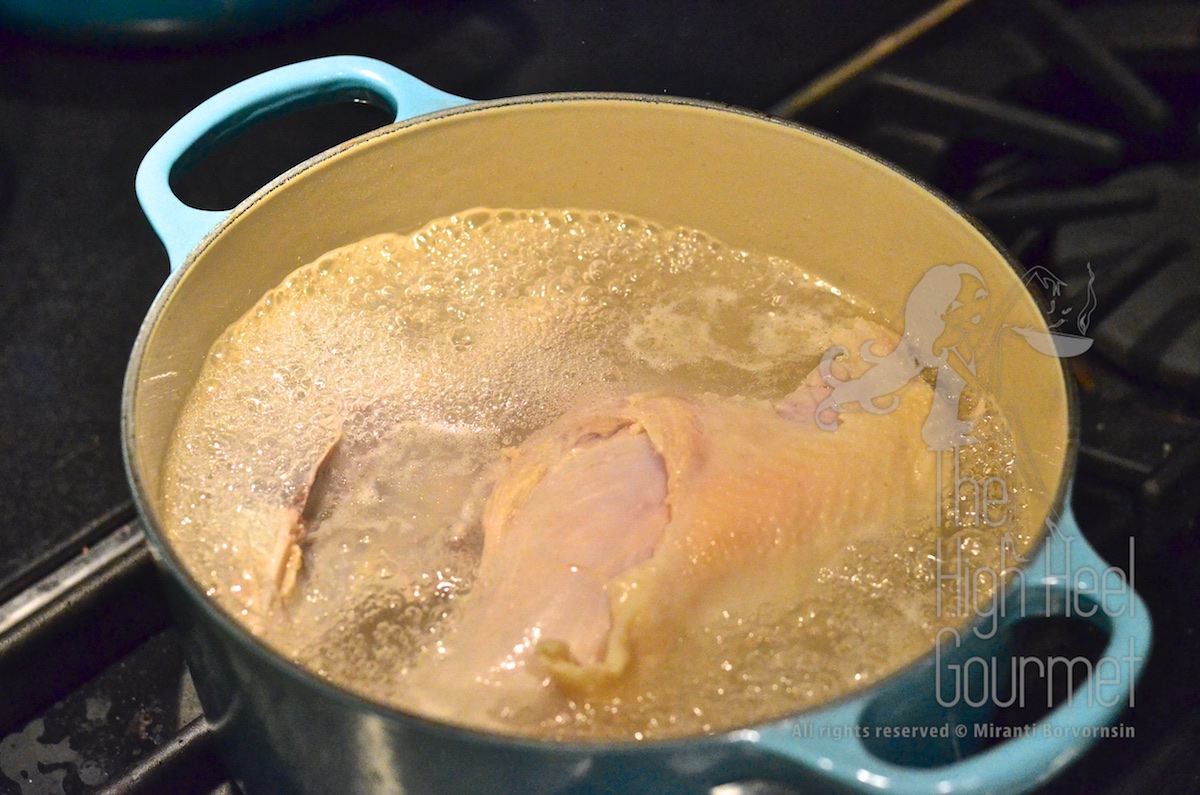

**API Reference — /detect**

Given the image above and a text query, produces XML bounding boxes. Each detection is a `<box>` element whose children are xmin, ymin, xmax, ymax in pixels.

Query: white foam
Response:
<box><xmin>159</xmin><ymin>208</ymin><xmax>1029</xmax><ymax>740</ymax></box>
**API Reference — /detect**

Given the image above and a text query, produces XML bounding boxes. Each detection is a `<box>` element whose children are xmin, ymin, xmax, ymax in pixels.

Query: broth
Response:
<box><xmin>160</xmin><ymin>208</ymin><xmax>1033</xmax><ymax>739</ymax></box>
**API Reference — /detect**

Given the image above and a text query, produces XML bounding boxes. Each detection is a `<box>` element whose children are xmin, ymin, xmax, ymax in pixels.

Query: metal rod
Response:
<box><xmin>769</xmin><ymin>0</ymin><xmax>978</xmax><ymax>117</ymax></box>
<box><xmin>869</xmin><ymin>71</ymin><xmax>1126</xmax><ymax>166</ymax></box>
<box><xmin>1022</xmin><ymin>0</ymin><xmax>1173</xmax><ymax>134</ymax></box>
<box><xmin>0</xmin><ymin>527</ymin><xmax>170</xmax><ymax>734</ymax></box>
<box><xmin>967</xmin><ymin>185</ymin><xmax>1157</xmax><ymax>225</ymax></box>
<box><xmin>93</xmin><ymin>716</ymin><xmax>225</xmax><ymax>795</ymax></box>
<box><xmin>0</xmin><ymin>522</ymin><xmax>146</xmax><ymax>637</ymax></box>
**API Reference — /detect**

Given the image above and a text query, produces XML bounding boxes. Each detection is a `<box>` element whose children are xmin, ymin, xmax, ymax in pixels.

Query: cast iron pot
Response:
<box><xmin>124</xmin><ymin>56</ymin><xmax>1151</xmax><ymax>795</ymax></box>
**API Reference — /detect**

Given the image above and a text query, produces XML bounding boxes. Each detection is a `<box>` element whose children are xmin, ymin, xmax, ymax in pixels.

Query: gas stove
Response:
<box><xmin>0</xmin><ymin>1</ymin><xmax>1196</xmax><ymax>793</ymax></box>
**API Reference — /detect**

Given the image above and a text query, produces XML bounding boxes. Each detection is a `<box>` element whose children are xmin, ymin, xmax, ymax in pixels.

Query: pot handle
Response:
<box><xmin>746</xmin><ymin>504</ymin><xmax>1151</xmax><ymax>794</ymax></box>
<box><xmin>135</xmin><ymin>56</ymin><xmax>470</xmax><ymax>272</ymax></box>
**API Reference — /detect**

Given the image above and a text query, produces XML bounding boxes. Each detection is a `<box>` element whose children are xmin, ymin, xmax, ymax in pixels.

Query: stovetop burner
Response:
<box><xmin>1</xmin><ymin>1</ymin><xmax>1196</xmax><ymax>793</ymax></box>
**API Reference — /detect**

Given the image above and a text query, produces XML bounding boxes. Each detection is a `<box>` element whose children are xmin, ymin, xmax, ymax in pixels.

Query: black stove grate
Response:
<box><xmin>778</xmin><ymin>0</ymin><xmax>1200</xmax><ymax>558</ymax></box>
<box><xmin>2</xmin><ymin>2</ymin><xmax>1196</xmax><ymax>794</ymax></box>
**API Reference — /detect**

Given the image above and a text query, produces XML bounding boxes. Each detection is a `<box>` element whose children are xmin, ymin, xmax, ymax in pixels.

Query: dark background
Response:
<box><xmin>0</xmin><ymin>1</ymin><xmax>1195</xmax><ymax>793</ymax></box>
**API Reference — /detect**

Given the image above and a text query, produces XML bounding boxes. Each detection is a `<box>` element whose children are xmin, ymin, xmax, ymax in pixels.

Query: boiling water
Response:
<box><xmin>160</xmin><ymin>208</ymin><xmax>1033</xmax><ymax>740</ymax></box>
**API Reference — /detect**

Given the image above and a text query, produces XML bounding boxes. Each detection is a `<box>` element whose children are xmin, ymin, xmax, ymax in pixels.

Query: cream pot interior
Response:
<box><xmin>128</xmin><ymin>95</ymin><xmax>1069</xmax><ymax>526</ymax></box>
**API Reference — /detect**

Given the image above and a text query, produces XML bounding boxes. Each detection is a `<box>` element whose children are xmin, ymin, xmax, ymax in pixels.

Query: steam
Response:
<box><xmin>1077</xmin><ymin>263</ymin><xmax>1097</xmax><ymax>336</ymax></box>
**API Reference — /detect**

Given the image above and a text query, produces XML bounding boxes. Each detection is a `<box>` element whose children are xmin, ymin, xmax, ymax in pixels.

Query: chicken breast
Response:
<box><xmin>405</xmin><ymin>328</ymin><xmax>936</xmax><ymax>728</ymax></box>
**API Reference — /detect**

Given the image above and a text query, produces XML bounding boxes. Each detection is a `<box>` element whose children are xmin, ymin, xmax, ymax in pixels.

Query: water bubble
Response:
<box><xmin>160</xmin><ymin>204</ymin><xmax>1003</xmax><ymax>743</ymax></box>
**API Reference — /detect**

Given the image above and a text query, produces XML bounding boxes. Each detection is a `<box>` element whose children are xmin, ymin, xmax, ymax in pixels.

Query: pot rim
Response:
<box><xmin>122</xmin><ymin>89</ymin><xmax>1080</xmax><ymax>750</ymax></box>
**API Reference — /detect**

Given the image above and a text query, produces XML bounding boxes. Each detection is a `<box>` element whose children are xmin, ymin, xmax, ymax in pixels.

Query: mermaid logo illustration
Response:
<box><xmin>815</xmin><ymin>261</ymin><xmax>1097</xmax><ymax>452</ymax></box>
<box><xmin>817</xmin><ymin>260</ymin><xmax>1096</xmax><ymax>544</ymax></box>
